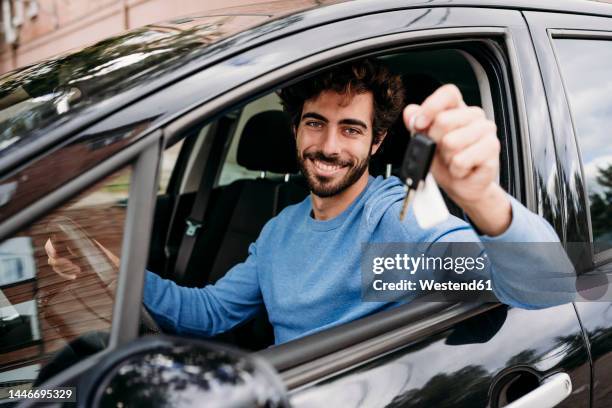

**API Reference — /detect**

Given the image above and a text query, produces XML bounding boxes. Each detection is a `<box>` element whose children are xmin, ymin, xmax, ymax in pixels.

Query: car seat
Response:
<box><xmin>180</xmin><ymin>110</ymin><xmax>309</xmax><ymax>349</ymax></box>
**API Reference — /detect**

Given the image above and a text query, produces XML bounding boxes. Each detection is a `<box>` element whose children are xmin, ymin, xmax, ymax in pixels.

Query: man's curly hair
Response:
<box><xmin>279</xmin><ymin>59</ymin><xmax>405</xmax><ymax>145</ymax></box>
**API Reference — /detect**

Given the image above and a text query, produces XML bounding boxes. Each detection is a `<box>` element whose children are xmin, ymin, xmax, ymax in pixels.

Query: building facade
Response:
<box><xmin>0</xmin><ymin>0</ymin><xmax>252</xmax><ymax>74</ymax></box>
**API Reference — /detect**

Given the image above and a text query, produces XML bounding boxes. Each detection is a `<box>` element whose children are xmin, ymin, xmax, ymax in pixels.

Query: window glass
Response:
<box><xmin>555</xmin><ymin>39</ymin><xmax>612</xmax><ymax>246</ymax></box>
<box><xmin>0</xmin><ymin>167</ymin><xmax>131</xmax><ymax>398</ymax></box>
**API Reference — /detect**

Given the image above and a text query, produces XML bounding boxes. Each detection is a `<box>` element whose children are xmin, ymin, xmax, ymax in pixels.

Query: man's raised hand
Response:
<box><xmin>403</xmin><ymin>84</ymin><xmax>511</xmax><ymax>236</ymax></box>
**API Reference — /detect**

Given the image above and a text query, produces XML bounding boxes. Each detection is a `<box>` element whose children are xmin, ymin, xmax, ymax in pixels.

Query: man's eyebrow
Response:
<box><xmin>339</xmin><ymin>118</ymin><xmax>368</xmax><ymax>129</ymax></box>
<box><xmin>301</xmin><ymin>112</ymin><xmax>368</xmax><ymax>130</ymax></box>
<box><xmin>301</xmin><ymin>112</ymin><xmax>328</xmax><ymax>122</ymax></box>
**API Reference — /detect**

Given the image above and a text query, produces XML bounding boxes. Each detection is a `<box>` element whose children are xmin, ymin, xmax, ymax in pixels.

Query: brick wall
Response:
<box><xmin>0</xmin><ymin>0</ymin><xmax>250</xmax><ymax>74</ymax></box>
<box><xmin>3</xmin><ymin>0</ymin><xmax>612</xmax><ymax>75</ymax></box>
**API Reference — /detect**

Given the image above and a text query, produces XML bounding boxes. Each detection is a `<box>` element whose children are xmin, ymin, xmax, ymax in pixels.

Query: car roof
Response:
<box><xmin>0</xmin><ymin>0</ymin><xmax>610</xmax><ymax>173</ymax></box>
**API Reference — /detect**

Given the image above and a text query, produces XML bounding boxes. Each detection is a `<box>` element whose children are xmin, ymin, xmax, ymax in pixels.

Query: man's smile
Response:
<box><xmin>309</xmin><ymin>158</ymin><xmax>348</xmax><ymax>177</ymax></box>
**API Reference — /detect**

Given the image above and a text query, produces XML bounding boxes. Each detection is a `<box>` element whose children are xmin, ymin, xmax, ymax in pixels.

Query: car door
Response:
<box><xmin>236</xmin><ymin>6</ymin><xmax>590</xmax><ymax>408</ymax></box>
<box><xmin>523</xmin><ymin>9</ymin><xmax>612</xmax><ymax>408</ymax></box>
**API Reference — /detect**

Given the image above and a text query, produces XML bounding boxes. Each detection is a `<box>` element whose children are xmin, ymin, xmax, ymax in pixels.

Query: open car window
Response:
<box><xmin>147</xmin><ymin>40</ymin><xmax>510</xmax><ymax>353</ymax></box>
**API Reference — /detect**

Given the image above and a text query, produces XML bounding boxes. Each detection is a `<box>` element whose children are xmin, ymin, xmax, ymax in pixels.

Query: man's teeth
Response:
<box><xmin>313</xmin><ymin>159</ymin><xmax>342</xmax><ymax>172</ymax></box>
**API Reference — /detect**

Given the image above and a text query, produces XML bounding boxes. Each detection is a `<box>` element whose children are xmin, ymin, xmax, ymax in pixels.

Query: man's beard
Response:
<box><xmin>297</xmin><ymin>149</ymin><xmax>370</xmax><ymax>198</ymax></box>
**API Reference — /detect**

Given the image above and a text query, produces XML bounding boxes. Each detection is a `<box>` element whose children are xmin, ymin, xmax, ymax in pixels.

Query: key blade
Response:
<box><xmin>399</xmin><ymin>188</ymin><xmax>416</xmax><ymax>221</ymax></box>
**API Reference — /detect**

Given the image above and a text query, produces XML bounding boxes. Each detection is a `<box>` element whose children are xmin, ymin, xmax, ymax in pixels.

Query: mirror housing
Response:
<box><xmin>79</xmin><ymin>335</ymin><xmax>289</xmax><ymax>408</ymax></box>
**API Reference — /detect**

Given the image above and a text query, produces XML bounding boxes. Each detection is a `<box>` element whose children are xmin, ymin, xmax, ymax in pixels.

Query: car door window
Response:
<box><xmin>149</xmin><ymin>37</ymin><xmax>515</xmax><ymax>353</ymax></box>
<box><xmin>554</xmin><ymin>39</ymin><xmax>612</xmax><ymax>253</ymax></box>
<box><xmin>248</xmin><ymin>34</ymin><xmax>533</xmax><ymax>403</ymax></box>
<box><xmin>0</xmin><ymin>166</ymin><xmax>131</xmax><ymax>398</ymax></box>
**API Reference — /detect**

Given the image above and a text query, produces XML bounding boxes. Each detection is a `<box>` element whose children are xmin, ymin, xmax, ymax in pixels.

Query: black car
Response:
<box><xmin>1</xmin><ymin>0</ymin><xmax>611</xmax><ymax>407</ymax></box>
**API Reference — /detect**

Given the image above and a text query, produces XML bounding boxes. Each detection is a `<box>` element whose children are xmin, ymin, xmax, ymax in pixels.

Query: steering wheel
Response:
<box><xmin>43</xmin><ymin>216</ymin><xmax>162</xmax><ymax>334</ymax></box>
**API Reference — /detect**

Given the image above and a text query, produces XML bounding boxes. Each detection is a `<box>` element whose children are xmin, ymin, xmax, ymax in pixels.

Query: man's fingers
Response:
<box><xmin>468</xmin><ymin>159</ymin><xmax>498</xmax><ymax>186</ymax></box>
<box><xmin>408</xmin><ymin>84</ymin><xmax>467</xmax><ymax>132</ymax></box>
<box><xmin>47</xmin><ymin>255</ymin><xmax>67</xmax><ymax>268</ymax></box>
<box><xmin>438</xmin><ymin>119</ymin><xmax>497</xmax><ymax>164</ymax></box>
<box><xmin>94</xmin><ymin>239</ymin><xmax>120</xmax><ymax>268</ymax></box>
<box><xmin>54</xmin><ymin>268</ymin><xmax>78</xmax><ymax>281</ymax></box>
<box><xmin>448</xmin><ymin>135</ymin><xmax>500</xmax><ymax>179</ymax></box>
<box><xmin>402</xmin><ymin>104</ymin><xmax>420</xmax><ymax>133</ymax></box>
<box><xmin>428</xmin><ymin>107</ymin><xmax>487</xmax><ymax>141</ymax></box>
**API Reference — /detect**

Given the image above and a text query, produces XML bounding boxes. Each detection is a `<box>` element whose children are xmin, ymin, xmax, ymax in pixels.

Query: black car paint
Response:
<box><xmin>288</xmin><ymin>304</ymin><xmax>589</xmax><ymax>407</ymax></box>
<box><xmin>81</xmin><ymin>336</ymin><xmax>289</xmax><ymax>408</ymax></box>
<box><xmin>2</xmin><ymin>1</ymin><xmax>611</xmax><ymax>407</ymax></box>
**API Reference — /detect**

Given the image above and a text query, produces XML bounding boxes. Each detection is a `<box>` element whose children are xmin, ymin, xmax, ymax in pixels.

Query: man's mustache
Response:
<box><xmin>302</xmin><ymin>151</ymin><xmax>353</xmax><ymax>167</ymax></box>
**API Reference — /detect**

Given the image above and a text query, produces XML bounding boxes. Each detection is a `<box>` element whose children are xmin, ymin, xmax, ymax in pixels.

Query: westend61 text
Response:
<box><xmin>372</xmin><ymin>279</ymin><xmax>493</xmax><ymax>291</ymax></box>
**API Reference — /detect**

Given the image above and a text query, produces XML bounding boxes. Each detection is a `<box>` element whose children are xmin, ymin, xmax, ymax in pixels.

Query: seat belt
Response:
<box><xmin>172</xmin><ymin>116</ymin><xmax>237</xmax><ymax>283</ymax></box>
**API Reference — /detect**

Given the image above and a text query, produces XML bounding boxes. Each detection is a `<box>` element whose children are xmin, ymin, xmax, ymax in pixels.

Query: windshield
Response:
<box><xmin>0</xmin><ymin>15</ymin><xmax>248</xmax><ymax>157</ymax></box>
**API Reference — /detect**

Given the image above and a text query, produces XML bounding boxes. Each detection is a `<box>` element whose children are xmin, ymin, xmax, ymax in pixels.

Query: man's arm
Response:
<box><xmin>143</xmin><ymin>241</ymin><xmax>264</xmax><ymax>337</ymax></box>
<box><xmin>383</xmin><ymin>83</ymin><xmax>576</xmax><ymax>307</ymax></box>
<box><xmin>45</xmin><ymin>235</ymin><xmax>264</xmax><ymax>337</ymax></box>
<box><xmin>429</xmin><ymin>195</ymin><xmax>576</xmax><ymax>309</ymax></box>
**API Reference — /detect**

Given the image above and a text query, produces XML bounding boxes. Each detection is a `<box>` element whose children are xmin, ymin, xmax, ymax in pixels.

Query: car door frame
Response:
<box><xmin>524</xmin><ymin>10</ymin><xmax>612</xmax><ymax>408</ymax></box>
<box><xmin>523</xmin><ymin>10</ymin><xmax>612</xmax><ymax>265</ymax></box>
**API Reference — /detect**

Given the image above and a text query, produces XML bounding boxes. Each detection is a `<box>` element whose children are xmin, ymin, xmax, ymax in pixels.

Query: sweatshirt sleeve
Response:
<box><xmin>431</xmin><ymin>195</ymin><xmax>576</xmax><ymax>309</ymax></box>
<box><xmin>142</xmin><ymin>242</ymin><xmax>263</xmax><ymax>337</ymax></box>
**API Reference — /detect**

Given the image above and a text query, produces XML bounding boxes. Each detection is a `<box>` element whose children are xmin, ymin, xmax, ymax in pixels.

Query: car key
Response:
<box><xmin>399</xmin><ymin>132</ymin><xmax>436</xmax><ymax>220</ymax></box>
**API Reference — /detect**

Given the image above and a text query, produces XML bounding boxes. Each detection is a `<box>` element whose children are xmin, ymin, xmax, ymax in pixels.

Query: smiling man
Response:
<box><xmin>296</xmin><ymin>90</ymin><xmax>385</xmax><ymax>218</ymax></box>
<box><xmin>48</xmin><ymin>59</ymin><xmax>575</xmax><ymax>345</ymax></box>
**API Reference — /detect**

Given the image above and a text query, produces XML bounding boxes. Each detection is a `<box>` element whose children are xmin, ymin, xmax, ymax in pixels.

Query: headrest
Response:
<box><xmin>237</xmin><ymin>110</ymin><xmax>299</xmax><ymax>174</ymax></box>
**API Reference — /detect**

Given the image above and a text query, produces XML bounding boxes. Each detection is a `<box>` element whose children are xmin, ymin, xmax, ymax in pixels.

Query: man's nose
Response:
<box><xmin>320</xmin><ymin>128</ymin><xmax>342</xmax><ymax>156</ymax></box>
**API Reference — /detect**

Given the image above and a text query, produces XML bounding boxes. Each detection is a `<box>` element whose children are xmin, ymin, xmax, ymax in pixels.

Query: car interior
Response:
<box><xmin>144</xmin><ymin>45</ymin><xmax>497</xmax><ymax>351</ymax></box>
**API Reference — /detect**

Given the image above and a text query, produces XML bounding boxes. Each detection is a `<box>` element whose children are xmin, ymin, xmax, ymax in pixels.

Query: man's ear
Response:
<box><xmin>371</xmin><ymin>131</ymin><xmax>387</xmax><ymax>155</ymax></box>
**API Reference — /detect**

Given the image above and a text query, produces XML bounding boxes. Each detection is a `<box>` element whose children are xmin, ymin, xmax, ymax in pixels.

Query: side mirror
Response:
<box><xmin>76</xmin><ymin>335</ymin><xmax>289</xmax><ymax>408</ymax></box>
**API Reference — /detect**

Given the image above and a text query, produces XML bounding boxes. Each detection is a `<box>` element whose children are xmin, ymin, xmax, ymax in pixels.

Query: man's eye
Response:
<box><xmin>344</xmin><ymin>127</ymin><xmax>361</xmax><ymax>136</ymax></box>
<box><xmin>306</xmin><ymin>121</ymin><xmax>323</xmax><ymax>128</ymax></box>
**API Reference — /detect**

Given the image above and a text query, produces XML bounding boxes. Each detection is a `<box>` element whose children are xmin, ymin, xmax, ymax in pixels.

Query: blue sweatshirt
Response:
<box><xmin>144</xmin><ymin>175</ymin><xmax>575</xmax><ymax>344</ymax></box>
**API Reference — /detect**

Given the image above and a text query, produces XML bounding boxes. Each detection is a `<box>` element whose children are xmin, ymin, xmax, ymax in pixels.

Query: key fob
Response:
<box><xmin>399</xmin><ymin>133</ymin><xmax>436</xmax><ymax>186</ymax></box>
<box><xmin>397</xmin><ymin>133</ymin><xmax>449</xmax><ymax>228</ymax></box>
